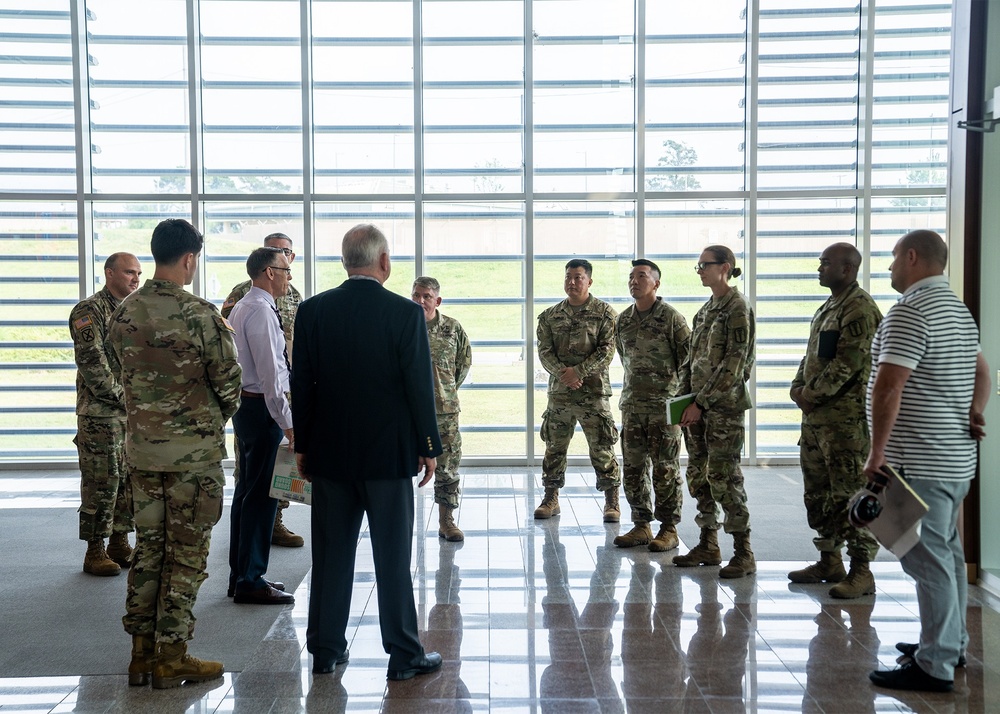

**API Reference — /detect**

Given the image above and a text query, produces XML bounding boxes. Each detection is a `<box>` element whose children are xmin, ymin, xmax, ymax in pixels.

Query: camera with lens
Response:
<box><xmin>847</xmin><ymin>466</ymin><xmax>896</xmax><ymax>528</ymax></box>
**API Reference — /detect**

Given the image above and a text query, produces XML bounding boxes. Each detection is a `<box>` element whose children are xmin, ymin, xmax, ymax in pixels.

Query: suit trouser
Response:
<box><xmin>900</xmin><ymin>477</ymin><xmax>970</xmax><ymax>681</ymax></box>
<box><xmin>307</xmin><ymin>476</ymin><xmax>424</xmax><ymax>669</ymax></box>
<box><xmin>230</xmin><ymin>398</ymin><xmax>282</xmax><ymax>593</ymax></box>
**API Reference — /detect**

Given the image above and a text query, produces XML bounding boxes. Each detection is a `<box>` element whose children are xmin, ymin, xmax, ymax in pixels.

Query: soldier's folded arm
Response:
<box><xmin>799</xmin><ymin>310</ymin><xmax>876</xmax><ymax>406</ymax></box>
<box><xmin>695</xmin><ymin>322</ymin><xmax>752</xmax><ymax>411</ymax></box>
<box><xmin>572</xmin><ymin>313</ymin><xmax>616</xmax><ymax>379</ymax></box>
<box><xmin>535</xmin><ymin>318</ymin><xmax>567</xmax><ymax>375</ymax></box>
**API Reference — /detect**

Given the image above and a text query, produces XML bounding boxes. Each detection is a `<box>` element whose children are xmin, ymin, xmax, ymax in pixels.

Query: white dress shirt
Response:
<box><xmin>228</xmin><ymin>286</ymin><xmax>292</xmax><ymax>430</ymax></box>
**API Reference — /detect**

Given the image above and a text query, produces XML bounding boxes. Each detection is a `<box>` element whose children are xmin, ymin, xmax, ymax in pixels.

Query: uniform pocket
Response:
<box><xmin>599</xmin><ymin>413</ymin><xmax>620</xmax><ymax>448</ymax></box>
<box><xmin>193</xmin><ymin>474</ymin><xmax>224</xmax><ymax>529</ymax></box>
<box><xmin>539</xmin><ymin>409</ymin><xmax>552</xmax><ymax>442</ymax></box>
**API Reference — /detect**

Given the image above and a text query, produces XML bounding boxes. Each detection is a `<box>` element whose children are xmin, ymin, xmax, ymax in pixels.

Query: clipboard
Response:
<box><xmin>865</xmin><ymin>465</ymin><xmax>929</xmax><ymax>558</ymax></box>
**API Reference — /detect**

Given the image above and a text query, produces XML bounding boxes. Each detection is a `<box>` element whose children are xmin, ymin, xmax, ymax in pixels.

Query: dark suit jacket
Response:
<box><xmin>292</xmin><ymin>277</ymin><xmax>443</xmax><ymax>480</ymax></box>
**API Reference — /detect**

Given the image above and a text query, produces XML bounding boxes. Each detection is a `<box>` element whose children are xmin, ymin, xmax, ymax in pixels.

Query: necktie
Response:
<box><xmin>272</xmin><ymin>305</ymin><xmax>291</xmax><ymax>373</ymax></box>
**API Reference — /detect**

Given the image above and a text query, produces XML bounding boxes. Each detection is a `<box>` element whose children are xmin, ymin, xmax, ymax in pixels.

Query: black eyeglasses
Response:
<box><xmin>268</xmin><ymin>266</ymin><xmax>292</xmax><ymax>274</ymax></box>
<box><xmin>695</xmin><ymin>261</ymin><xmax>724</xmax><ymax>271</ymax></box>
<box><xmin>276</xmin><ymin>248</ymin><xmax>293</xmax><ymax>256</ymax></box>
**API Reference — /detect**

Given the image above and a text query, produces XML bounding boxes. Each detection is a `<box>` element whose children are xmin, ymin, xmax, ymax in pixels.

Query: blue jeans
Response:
<box><xmin>899</xmin><ymin>477</ymin><xmax>970</xmax><ymax>681</ymax></box>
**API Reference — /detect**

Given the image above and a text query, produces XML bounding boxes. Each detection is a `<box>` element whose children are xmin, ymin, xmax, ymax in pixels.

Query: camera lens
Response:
<box><xmin>849</xmin><ymin>493</ymin><xmax>883</xmax><ymax>527</ymax></box>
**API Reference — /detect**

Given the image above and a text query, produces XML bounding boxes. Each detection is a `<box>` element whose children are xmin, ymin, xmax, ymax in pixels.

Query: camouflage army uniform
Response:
<box><xmin>221</xmin><ymin>279</ymin><xmax>300</xmax><ymax>501</ymax></box>
<box><xmin>615</xmin><ymin>298</ymin><xmax>691</xmax><ymax>525</ymax></box>
<box><xmin>537</xmin><ymin>295</ymin><xmax>620</xmax><ymax>491</ymax></box>
<box><xmin>791</xmin><ymin>281</ymin><xmax>881</xmax><ymax>561</ymax></box>
<box><xmin>69</xmin><ymin>285</ymin><xmax>133</xmax><ymax>541</ymax></box>
<box><xmin>427</xmin><ymin>311</ymin><xmax>472</xmax><ymax>509</ymax></box>
<box><xmin>109</xmin><ymin>279</ymin><xmax>242</xmax><ymax>645</ymax></box>
<box><xmin>680</xmin><ymin>287</ymin><xmax>755</xmax><ymax>534</ymax></box>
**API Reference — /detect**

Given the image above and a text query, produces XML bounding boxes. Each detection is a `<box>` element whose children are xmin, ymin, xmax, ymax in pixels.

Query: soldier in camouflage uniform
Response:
<box><xmin>613</xmin><ymin>259</ymin><xmax>691</xmax><ymax>552</ymax></box>
<box><xmin>108</xmin><ymin>219</ymin><xmax>242</xmax><ymax>689</ymax></box>
<box><xmin>789</xmin><ymin>243</ymin><xmax>881</xmax><ymax>598</ymax></box>
<box><xmin>674</xmin><ymin>245</ymin><xmax>756</xmax><ymax>579</ymax></box>
<box><xmin>221</xmin><ymin>232</ymin><xmax>304</xmax><ymax>548</ymax></box>
<box><xmin>70</xmin><ymin>252</ymin><xmax>142</xmax><ymax>576</ymax></box>
<box><xmin>412</xmin><ymin>277</ymin><xmax>472</xmax><ymax>542</ymax></box>
<box><xmin>535</xmin><ymin>259</ymin><xmax>621</xmax><ymax>522</ymax></box>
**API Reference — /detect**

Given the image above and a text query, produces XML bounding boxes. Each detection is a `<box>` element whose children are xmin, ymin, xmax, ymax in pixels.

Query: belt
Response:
<box><xmin>240</xmin><ymin>390</ymin><xmax>264</xmax><ymax>398</ymax></box>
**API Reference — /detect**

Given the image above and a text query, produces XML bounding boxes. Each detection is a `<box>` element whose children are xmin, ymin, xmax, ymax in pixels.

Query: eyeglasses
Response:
<box><xmin>695</xmin><ymin>261</ymin><xmax>724</xmax><ymax>271</ymax></box>
<box><xmin>276</xmin><ymin>248</ymin><xmax>293</xmax><ymax>256</ymax></box>
<box><xmin>268</xmin><ymin>266</ymin><xmax>292</xmax><ymax>274</ymax></box>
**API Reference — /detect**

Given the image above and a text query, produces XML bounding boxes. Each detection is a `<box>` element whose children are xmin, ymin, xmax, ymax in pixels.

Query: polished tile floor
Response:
<box><xmin>2</xmin><ymin>467</ymin><xmax>999</xmax><ymax>713</ymax></box>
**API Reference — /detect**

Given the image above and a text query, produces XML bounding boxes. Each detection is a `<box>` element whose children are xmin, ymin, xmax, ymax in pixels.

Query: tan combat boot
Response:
<box><xmin>719</xmin><ymin>531</ymin><xmax>756</xmax><ymax>579</ymax></box>
<box><xmin>829</xmin><ymin>558</ymin><xmax>875</xmax><ymax>599</ymax></box>
<box><xmin>648</xmin><ymin>524</ymin><xmax>679</xmax><ymax>552</ymax></box>
<box><xmin>83</xmin><ymin>538</ymin><xmax>121</xmax><ymax>577</ymax></box>
<box><xmin>534</xmin><ymin>488</ymin><xmax>560</xmax><ymax>519</ymax></box>
<box><xmin>603</xmin><ymin>487</ymin><xmax>621</xmax><ymax>523</ymax></box>
<box><xmin>614</xmin><ymin>522</ymin><xmax>652</xmax><ymax>548</ymax></box>
<box><xmin>787</xmin><ymin>551</ymin><xmax>846</xmax><ymax>584</ymax></box>
<box><xmin>271</xmin><ymin>508</ymin><xmax>304</xmax><ymax>547</ymax></box>
<box><xmin>152</xmin><ymin>641</ymin><xmax>224</xmax><ymax>689</ymax></box>
<box><xmin>107</xmin><ymin>532</ymin><xmax>133</xmax><ymax>568</ymax></box>
<box><xmin>128</xmin><ymin>634</ymin><xmax>156</xmax><ymax>686</ymax></box>
<box><xmin>672</xmin><ymin>528</ymin><xmax>722</xmax><ymax>567</ymax></box>
<box><xmin>438</xmin><ymin>505</ymin><xmax>465</xmax><ymax>542</ymax></box>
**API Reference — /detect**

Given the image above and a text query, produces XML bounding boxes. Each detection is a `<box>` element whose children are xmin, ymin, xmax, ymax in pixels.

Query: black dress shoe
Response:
<box><xmin>233</xmin><ymin>584</ymin><xmax>295</xmax><ymax>605</ymax></box>
<box><xmin>869</xmin><ymin>661</ymin><xmax>953</xmax><ymax>693</ymax></box>
<box><xmin>387</xmin><ymin>652</ymin><xmax>442</xmax><ymax>681</ymax></box>
<box><xmin>228</xmin><ymin>579</ymin><xmax>285</xmax><ymax>598</ymax></box>
<box><xmin>313</xmin><ymin>651</ymin><xmax>350</xmax><ymax>674</ymax></box>
<box><xmin>896</xmin><ymin>641</ymin><xmax>966</xmax><ymax>668</ymax></box>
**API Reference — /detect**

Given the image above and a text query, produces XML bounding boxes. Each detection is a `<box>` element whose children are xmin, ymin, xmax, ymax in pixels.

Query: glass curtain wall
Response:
<box><xmin>0</xmin><ymin>0</ymin><xmax>951</xmax><ymax>462</ymax></box>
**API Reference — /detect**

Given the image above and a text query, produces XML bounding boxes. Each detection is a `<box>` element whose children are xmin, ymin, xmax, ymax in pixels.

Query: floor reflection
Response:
<box><xmin>1</xmin><ymin>468</ymin><xmax>998</xmax><ymax>713</ymax></box>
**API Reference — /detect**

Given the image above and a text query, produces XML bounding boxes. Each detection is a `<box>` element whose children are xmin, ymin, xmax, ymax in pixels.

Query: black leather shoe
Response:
<box><xmin>869</xmin><ymin>661</ymin><xmax>953</xmax><ymax>692</ymax></box>
<box><xmin>228</xmin><ymin>580</ymin><xmax>285</xmax><ymax>598</ymax></box>
<box><xmin>233</xmin><ymin>584</ymin><xmax>295</xmax><ymax>605</ymax></box>
<box><xmin>313</xmin><ymin>650</ymin><xmax>349</xmax><ymax>674</ymax></box>
<box><xmin>896</xmin><ymin>641</ymin><xmax>966</xmax><ymax>668</ymax></box>
<box><xmin>387</xmin><ymin>652</ymin><xmax>442</xmax><ymax>681</ymax></box>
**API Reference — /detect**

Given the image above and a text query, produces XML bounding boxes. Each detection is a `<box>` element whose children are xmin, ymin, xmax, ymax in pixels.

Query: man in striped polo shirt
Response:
<box><xmin>865</xmin><ymin>230</ymin><xmax>991</xmax><ymax>693</ymax></box>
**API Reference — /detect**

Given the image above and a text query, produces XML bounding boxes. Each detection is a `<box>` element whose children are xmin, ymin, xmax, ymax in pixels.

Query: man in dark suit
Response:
<box><xmin>292</xmin><ymin>223</ymin><xmax>444</xmax><ymax>681</ymax></box>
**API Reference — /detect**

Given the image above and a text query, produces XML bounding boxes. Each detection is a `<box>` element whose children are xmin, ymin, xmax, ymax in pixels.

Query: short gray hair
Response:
<box><xmin>413</xmin><ymin>276</ymin><xmax>440</xmax><ymax>294</ymax></box>
<box><xmin>342</xmin><ymin>224</ymin><xmax>388</xmax><ymax>270</ymax></box>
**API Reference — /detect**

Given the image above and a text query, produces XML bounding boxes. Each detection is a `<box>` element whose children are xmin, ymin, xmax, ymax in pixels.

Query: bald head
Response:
<box><xmin>889</xmin><ymin>229</ymin><xmax>947</xmax><ymax>294</ymax></box>
<box><xmin>898</xmin><ymin>230</ymin><xmax>948</xmax><ymax>269</ymax></box>
<box><xmin>104</xmin><ymin>252</ymin><xmax>141</xmax><ymax>300</ymax></box>
<box><xmin>818</xmin><ymin>242</ymin><xmax>862</xmax><ymax>295</ymax></box>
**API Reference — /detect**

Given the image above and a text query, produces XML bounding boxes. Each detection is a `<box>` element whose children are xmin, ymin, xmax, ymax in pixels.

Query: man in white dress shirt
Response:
<box><xmin>227</xmin><ymin>247</ymin><xmax>295</xmax><ymax>604</ymax></box>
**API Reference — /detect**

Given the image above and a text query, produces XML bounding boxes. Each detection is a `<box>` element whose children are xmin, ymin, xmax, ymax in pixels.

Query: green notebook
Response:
<box><xmin>666</xmin><ymin>393</ymin><xmax>696</xmax><ymax>425</ymax></box>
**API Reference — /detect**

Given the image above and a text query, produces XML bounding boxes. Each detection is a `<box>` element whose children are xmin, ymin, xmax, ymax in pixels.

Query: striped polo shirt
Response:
<box><xmin>867</xmin><ymin>274</ymin><xmax>980</xmax><ymax>481</ymax></box>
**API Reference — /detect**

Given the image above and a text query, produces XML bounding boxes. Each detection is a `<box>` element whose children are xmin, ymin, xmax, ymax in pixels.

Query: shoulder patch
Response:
<box><xmin>216</xmin><ymin>315</ymin><xmax>236</xmax><ymax>334</ymax></box>
<box><xmin>847</xmin><ymin>319</ymin><xmax>864</xmax><ymax>338</ymax></box>
<box><xmin>73</xmin><ymin>314</ymin><xmax>93</xmax><ymax>330</ymax></box>
<box><xmin>222</xmin><ymin>297</ymin><xmax>237</xmax><ymax>310</ymax></box>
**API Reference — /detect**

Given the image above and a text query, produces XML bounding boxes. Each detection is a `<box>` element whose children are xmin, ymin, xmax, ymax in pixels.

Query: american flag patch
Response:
<box><xmin>73</xmin><ymin>314</ymin><xmax>93</xmax><ymax>330</ymax></box>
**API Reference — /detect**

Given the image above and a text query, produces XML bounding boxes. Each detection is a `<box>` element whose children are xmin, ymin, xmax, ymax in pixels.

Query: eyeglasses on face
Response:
<box><xmin>695</xmin><ymin>261</ymin><xmax>724</xmax><ymax>271</ymax></box>
<box><xmin>268</xmin><ymin>266</ymin><xmax>292</xmax><ymax>274</ymax></box>
<box><xmin>276</xmin><ymin>248</ymin><xmax>293</xmax><ymax>256</ymax></box>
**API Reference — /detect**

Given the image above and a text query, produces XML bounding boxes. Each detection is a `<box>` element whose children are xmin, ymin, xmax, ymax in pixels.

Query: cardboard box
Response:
<box><xmin>269</xmin><ymin>446</ymin><xmax>311</xmax><ymax>505</ymax></box>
